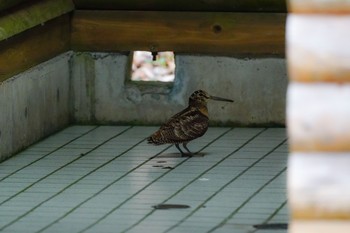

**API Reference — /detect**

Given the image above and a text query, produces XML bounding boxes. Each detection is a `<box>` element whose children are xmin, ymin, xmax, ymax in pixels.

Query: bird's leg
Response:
<box><xmin>175</xmin><ymin>144</ymin><xmax>186</xmax><ymax>157</ymax></box>
<box><xmin>175</xmin><ymin>143</ymin><xmax>192</xmax><ymax>157</ymax></box>
<box><xmin>182</xmin><ymin>143</ymin><xmax>194</xmax><ymax>157</ymax></box>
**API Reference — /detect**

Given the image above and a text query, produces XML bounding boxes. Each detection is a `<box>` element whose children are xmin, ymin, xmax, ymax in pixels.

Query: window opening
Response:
<box><xmin>131</xmin><ymin>51</ymin><xmax>175</xmax><ymax>82</ymax></box>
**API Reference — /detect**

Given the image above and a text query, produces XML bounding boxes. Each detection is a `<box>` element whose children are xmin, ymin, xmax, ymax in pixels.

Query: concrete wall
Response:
<box><xmin>0</xmin><ymin>53</ymin><xmax>71</xmax><ymax>161</ymax></box>
<box><xmin>71</xmin><ymin>52</ymin><xmax>288</xmax><ymax>126</ymax></box>
<box><xmin>0</xmin><ymin>51</ymin><xmax>287</xmax><ymax>160</ymax></box>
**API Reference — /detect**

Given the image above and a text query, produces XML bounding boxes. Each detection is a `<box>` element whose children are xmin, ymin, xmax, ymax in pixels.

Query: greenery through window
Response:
<box><xmin>131</xmin><ymin>51</ymin><xmax>175</xmax><ymax>82</ymax></box>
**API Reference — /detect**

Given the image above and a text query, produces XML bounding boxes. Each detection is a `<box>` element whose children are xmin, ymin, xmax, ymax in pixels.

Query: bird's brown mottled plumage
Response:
<box><xmin>148</xmin><ymin>106</ymin><xmax>209</xmax><ymax>145</ymax></box>
<box><xmin>148</xmin><ymin>90</ymin><xmax>233</xmax><ymax>156</ymax></box>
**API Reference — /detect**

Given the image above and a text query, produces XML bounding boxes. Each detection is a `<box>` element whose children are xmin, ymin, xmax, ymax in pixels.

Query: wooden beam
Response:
<box><xmin>0</xmin><ymin>0</ymin><xmax>74</xmax><ymax>41</ymax></box>
<box><xmin>287</xmin><ymin>15</ymin><xmax>350</xmax><ymax>83</ymax></box>
<box><xmin>0</xmin><ymin>0</ymin><xmax>30</xmax><ymax>12</ymax></box>
<box><xmin>290</xmin><ymin>221</ymin><xmax>350</xmax><ymax>233</ymax></box>
<box><xmin>73</xmin><ymin>0</ymin><xmax>287</xmax><ymax>12</ymax></box>
<box><xmin>71</xmin><ymin>10</ymin><xmax>286</xmax><ymax>56</ymax></box>
<box><xmin>288</xmin><ymin>0</ymin><xmax>350</xmax><ymax>14</ymax></box>
<box><xmin>289</xmin><ymin>153</ymin><xmax>350</xmax><ymax>219</ymax></box>
<box><xmin>287</xmin><ymin>83</ymin><xmax>350</xmax><ymax>152</ymax></box>
<box><xmin>0</xmin><ymin>15</ymin><xmax>70</xmax><ymax>82</ymax></box>
<box><xmin>287</xmin><ymin>1</ymin><xmax>350</xmax><ymax>232</ymax></box>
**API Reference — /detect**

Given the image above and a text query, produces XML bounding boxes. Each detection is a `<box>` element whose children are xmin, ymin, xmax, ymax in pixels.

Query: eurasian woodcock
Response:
<box><xmin>147</xmin><ymin>90</ymin><xmax>234</xmax><ymax>156</ymax></box>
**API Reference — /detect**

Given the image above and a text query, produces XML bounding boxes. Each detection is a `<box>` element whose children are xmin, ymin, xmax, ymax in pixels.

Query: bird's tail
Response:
<box><xmin>147</xmin><ymin>131</ymin><xmax>163</xmax><ymax>145</ymax></box>
<box><xmin>147</xmin><ymin>136</ymin><xmax>156</xmax><ymax>144</ymax></box>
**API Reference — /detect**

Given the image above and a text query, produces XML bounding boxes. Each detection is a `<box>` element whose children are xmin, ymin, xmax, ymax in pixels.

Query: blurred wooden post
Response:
<box><xmin>286</xmin><ymin>0</ymin><xmax>350</xmax><ymax>232</ymax></box>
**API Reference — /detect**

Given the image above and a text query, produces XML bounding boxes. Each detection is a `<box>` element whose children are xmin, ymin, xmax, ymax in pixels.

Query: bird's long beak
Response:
<box><xmin>209</xmin><ymin>95</ymin><xmax>234</xmax><ymax>102</ymax></box>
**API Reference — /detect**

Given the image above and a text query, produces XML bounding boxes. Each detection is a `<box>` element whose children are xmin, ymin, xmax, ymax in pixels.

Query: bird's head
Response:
<box><xmin>189</xmin><ymin>90</ymin><xmax>234</xmax><ymax>106</ymax></box>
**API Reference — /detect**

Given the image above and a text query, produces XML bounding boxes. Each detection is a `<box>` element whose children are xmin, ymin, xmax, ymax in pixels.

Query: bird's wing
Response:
<box><xmin>163</xmin><ymin>107</ymin><xmax>191</xmax><ymax>126</ymax></box>
<box><xmin>156</xmin><ymin>107</ymin><xmax>209</xmax><ymax>143</ymax></box>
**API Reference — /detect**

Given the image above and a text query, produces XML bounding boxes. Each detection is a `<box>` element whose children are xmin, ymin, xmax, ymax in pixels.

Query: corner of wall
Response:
<box><xmin>0</xmin><ymin>52</ymin><xmax>72</xmax><ymax>161</ymax></box>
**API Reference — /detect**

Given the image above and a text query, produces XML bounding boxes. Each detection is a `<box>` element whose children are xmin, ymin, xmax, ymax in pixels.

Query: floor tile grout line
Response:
<box><xmin>0</xmin><ymin>126</ymin><xmax>99</xmax><ymax>183</ymax></box>
<box><xmin>162</xmin><ymin>129</ymin><xmax>277</xmax><ymax>232</ymax></box>
<box><xmin>78</xmin><ymin>127</ymin><xmax>234</xmax><ymax>233</ymax></box>
<box><xmin>189</xmin><ymin>128</ymin><xmax>234</xmax><ymax>156</ymax></box>
<box><xmin>267</xmin><ymin>200</ymin><xmax>288</xmax><ymax>223</ymax></box>
<box><xmin>208</xmin><ymin>165</ymin><xmax>288</xmax><ymax>233</ymax></box>
<box><xmin>164</xmin><ymin>137</ymin><xmax>287</xmax><ymax>233</ymax></box>
<box><xmin>0</xmin><ymin>126</ymin><xmax>134</xmax><ymax>231</ymax></box>
<box><xmin>0</xmin><ymin>127</ymin><xmax>287</xmax><ymax>233</ymax></box>
<box><xmin>123</xmin><ymin>128</ymin><xmax>268</xmax><ymax>233</ymax></box>
<box><xmin>0</xmin><ymin>125</ymin><xmax>109</xmax><ymax>207</ymax></box>
<box><xmin>208</xmin><ymin>171</ymin><xmax>286</xmax><ymax>233</ymax></box>
<box><xmin>35</xmin><ymin>143</ymin><xmax>174</xmax><ymax>233</ymax></box>
<box><xmin>250</xmin><ymin>200</ymin><xmax>288</xmax><ymax>233</ymax></box>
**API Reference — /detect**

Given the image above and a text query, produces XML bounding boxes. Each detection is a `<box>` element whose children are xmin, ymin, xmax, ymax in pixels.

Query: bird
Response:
<box><xmin>147</xmin><ymin>90</ymin><xmax>234</xmax><ymax>157</ymax></box>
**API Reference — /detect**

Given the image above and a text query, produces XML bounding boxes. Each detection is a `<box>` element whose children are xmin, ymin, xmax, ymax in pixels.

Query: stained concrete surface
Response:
<box><xmin>71</xmin><ymin>53</ymin><xmax>288</xmax><ymax>126</ymax></box>
<box><xmin>0</xmin><ymin>53</ymin><xmax>71</xmax><ymax>161</ymax></box>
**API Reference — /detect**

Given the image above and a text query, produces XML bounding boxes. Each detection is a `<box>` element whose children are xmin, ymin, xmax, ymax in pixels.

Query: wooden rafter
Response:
<box><xmin>71</xmin><ymin>10</ymin><xmax>286</xmax><ymax>56</ymax></box>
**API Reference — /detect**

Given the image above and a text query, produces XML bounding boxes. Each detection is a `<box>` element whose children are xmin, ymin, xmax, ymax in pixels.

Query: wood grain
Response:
<box><xmin>287</xmin><ymin>15</ymin><xmax>350</xmax><ymax>83</ymax></box>
<box><xmin>0</xmin><ymin>0</ymin><xmax>74</xmax><ymax>41</ymax></box>
<box><xmin>290</xmin><ymin>220</ymin><xmax>350</xmax><ymax>233</ymax></box>
<box><xmin>288</xmin><ymin>0</ymin><xmax>350</xmax><ymax>14</ymax></box>
<box><xmin>287</xmin><ymin>83</ymin><xmax>350</xmax><ymax>152</ymax></box>
<box><xmin>286</xmin><ymin>0</ymin><xmax>350</xmax><ymax>229</ymax></box>
<box><xmin>0</xmin><ymin>15</ymin><xmax>70</xmax><ymax>82</ymax></box>
<box><xmin>73</xmin><ymin>0</ymin><xmax>286</xmax><ymax>12</ymax></box>
<box><xmin>0</xmin><ymin>0</ymin><xmax>30</xmax><ymax>12</ymax></box>
<box><xmin>289</xmin><ymin>153</ymin><xmax>350</xmax><ymax>219</ymax></box>
<box><xmin>71</xmin><ymin>10</ymin><xmax>286</xmax><ymax>56</ymax></box>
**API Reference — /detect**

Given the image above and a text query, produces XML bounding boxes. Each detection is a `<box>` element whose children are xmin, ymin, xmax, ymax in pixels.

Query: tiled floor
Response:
<box><xmin>0</xmin><ymin>126</ymin><xmax>288</xmax><ymax>233</ymax></box>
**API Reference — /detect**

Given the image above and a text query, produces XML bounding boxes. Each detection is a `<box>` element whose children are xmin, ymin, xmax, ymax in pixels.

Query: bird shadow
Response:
<box><xmin>152</xmin><ymin>152</ymin><xmax>207</xmax><ymax>159</ymax></box>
